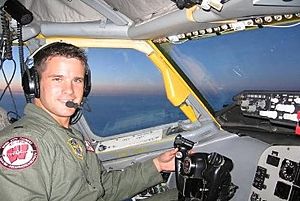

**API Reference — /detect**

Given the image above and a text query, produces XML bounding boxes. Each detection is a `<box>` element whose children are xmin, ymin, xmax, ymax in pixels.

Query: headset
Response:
<box><xmin>22</xmin><ymin>42</ymin><xmax>91</xmax><ymax>99</ymax></box>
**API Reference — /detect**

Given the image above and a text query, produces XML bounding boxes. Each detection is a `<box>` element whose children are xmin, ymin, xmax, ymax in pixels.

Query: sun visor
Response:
<box><xmin>19</xmin><ymin>0</ymin><xmax>107</xmax><ymax>23</ymax></box>
<box><xmin>104</xmin><ymin>0</ymin><xmax>178</xmax><ymax>24</ymax></box>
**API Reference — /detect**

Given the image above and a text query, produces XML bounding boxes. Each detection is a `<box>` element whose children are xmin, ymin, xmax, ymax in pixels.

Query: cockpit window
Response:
<box><xmin>157</xmin><ymin>25</ymin><xmax>300</xmax><ymax>113</ymax></box>
<box><xmin>84</xmin><ymin>48</ymin><xmax>186</xmax><ymax>137</ymax></box>
<box><xmin>0</xmin><ymin>47</ymin><xmax>186</xmax><ymax>136</ymax></box>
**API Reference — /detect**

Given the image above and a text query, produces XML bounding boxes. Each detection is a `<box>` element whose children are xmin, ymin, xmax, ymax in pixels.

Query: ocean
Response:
<box><xmin>84</xmin><ymin>94</ymin><xmax>186</xmax><ymax>136</ymax></box>
<box><xmin>0</xmin><ymin>94</ymin><xmax>186</xmax><ymax>137</ymax></box>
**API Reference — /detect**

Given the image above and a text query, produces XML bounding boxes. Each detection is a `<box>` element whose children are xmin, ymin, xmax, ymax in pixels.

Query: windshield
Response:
<box><xmin>157</xmin><ymin>25</ymin><xmax>300</xmax><ymax>114</ymax></box>
<box><xmin>1</xmin><ymin>24</ymin><xmax>299</xmax><ymax>138</ymax></box>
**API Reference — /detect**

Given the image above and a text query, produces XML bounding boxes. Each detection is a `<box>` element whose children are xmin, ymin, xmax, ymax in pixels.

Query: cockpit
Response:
<box><xmin>0</xmin><ymin>0</ymin><xmax>300</xmax><ymax>200</ymax></box>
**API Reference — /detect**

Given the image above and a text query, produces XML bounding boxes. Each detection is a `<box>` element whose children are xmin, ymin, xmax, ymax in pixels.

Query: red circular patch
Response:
<box><xmin>0</xmin><ymin>137</ymin><xmax>38</xmax><ymax>170</ymax></box>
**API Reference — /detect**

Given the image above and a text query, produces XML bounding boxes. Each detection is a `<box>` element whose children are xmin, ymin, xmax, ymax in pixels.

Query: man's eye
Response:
<box><xmin>52</xmin><ymin>77</ymin><xmax>61</xmax><ymax>81</ymax></box>
<box><xmin>74</xmin><ymin>78</ymin><xmax>84</xmax><ymax>83</ymax></box>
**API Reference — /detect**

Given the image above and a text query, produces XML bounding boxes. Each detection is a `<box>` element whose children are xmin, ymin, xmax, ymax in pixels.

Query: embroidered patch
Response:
<box><xmin>0</xmin><ymin>137</ymin><xmax>38</xmax><ymax>170</ymax></box>
<box><xmin>67</xmin><ymin>138</ymin><xmax>83</xmax><ymax>160</ymax></box>
<box><xmin>85</xmin><ymin>140</ymin><xmax>95</xmax><ymax>152</ymax></box>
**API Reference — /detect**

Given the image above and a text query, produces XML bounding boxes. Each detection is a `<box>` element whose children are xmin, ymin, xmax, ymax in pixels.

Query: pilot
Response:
<box><xmin>0</xmin><ymin>42</ymin><xmax>177</xmax><ymax>200</ymax></box>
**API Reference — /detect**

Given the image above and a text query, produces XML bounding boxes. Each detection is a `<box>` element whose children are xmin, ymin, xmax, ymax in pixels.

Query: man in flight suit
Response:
<box><xmin>0</xmin><ymin>42</ymin><xmax>177</xmax><ymax>200</ymax></box>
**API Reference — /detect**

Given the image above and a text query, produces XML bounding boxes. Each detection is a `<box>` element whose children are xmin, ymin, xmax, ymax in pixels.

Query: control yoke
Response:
<box><xmin>174</xmin><ymin>134</ymin><xmax>238</xmax><ymax>201</ymax></box>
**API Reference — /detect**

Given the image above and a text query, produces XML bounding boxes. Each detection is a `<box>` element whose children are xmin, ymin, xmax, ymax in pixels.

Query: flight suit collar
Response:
<box><xmin>26</xmin><ymin>103</ymin><xmax>83</xmax><ymax>133</ymax></box>
<box><xmin>25</xmin><ymin>103</ymin><xmax>83</xmax><ymax>137</ymax></box>
<box><xmin>24</xmin><ymin>103</ymin><xmax>59</xmax><ymax>126</ymax></box>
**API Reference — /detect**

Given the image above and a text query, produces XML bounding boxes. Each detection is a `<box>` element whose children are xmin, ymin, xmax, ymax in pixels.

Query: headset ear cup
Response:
<box><xmin>22</xmin><ymin>67</ymin><xmax>40</xmax><ymax>98</ymax></box>
<box><xmin>32</xmin><ymin>68</ymin><xmax>40</xmax><ymax>98</ymax></box>
<box><xmin>22</xmin><ymin>70</ymin><xmax>29</xmax><ymax>95</ymax></box>
<box><xmin>83</xmin><ymin>68</ymin><xmax>91</xmax><ymax>97</ymax></box>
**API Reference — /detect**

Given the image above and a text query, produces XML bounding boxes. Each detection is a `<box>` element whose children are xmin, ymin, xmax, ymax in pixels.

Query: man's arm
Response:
<box><xmin>0</xmin><ymin>133</ymin><xmax>53</xmax><ymax>200</ymax></box>
<box><xmin>101</xmin><ymin>148</ymin><xmax>177</xmax><ymax>201</ymax></box>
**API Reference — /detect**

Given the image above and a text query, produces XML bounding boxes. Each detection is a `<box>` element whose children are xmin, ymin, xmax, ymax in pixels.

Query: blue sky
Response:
<box><xmin>160</xmin><ymin>25</ymin><xmax>300</xmax><ymax>110</ymax></box>
<box><xmin>1</xmin><ymin>46</ymin><xmax>164</xmax><ymax>95</ymax></box>
<box><xmin>1</xmin><ymin>24</ymin><xmax>300</xmax><ymax>99</ymax></box>
<box><xmin>167</xmin><ymin>25</ymin><xmax>300</xmax><ymax>90</ymax></box>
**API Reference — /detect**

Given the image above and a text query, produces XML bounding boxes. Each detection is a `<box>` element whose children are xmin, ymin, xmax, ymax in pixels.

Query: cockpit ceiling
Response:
<box><xmin>7</xmin><ymin>0</ymin><xmax>300</xmax><ymax>40</ymax></box>
<box><xmin>19</xmin><ymin>0</ymin><xmax>178</xmax><ymax>24</ymax></box>
<box><xmin>103</xmin><ymin>0</ymin><xmax>178</xmax><ymax>24</ymax></box>
<box><xmin>21</xmin><ymin>0</ymin><xmax>107</xmax><ymax>23</ymax></box>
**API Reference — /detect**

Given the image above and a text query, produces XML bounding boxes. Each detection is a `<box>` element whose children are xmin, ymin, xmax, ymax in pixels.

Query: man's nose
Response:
<box><xmin>63</xmin><ymin>81</ymin><xmax>75</xmax><ymax>94</ymax></box>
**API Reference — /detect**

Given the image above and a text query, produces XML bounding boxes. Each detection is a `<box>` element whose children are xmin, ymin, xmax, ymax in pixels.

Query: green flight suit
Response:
<box><xmin>0</xmin><ymin>103</ymin><xmax>163</xmax><ymax>201</ymax></box>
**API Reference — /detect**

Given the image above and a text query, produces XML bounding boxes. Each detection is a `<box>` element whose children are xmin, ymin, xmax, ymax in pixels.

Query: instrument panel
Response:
<box><xmin>235</xmin><ymin>91</ymin><xmax>300</xmax><ymax>127</ymax></box>
<box><xmin>249</xmin><ymin>145</ymin><xmax>300</xmax><ymax>201</ymax></box>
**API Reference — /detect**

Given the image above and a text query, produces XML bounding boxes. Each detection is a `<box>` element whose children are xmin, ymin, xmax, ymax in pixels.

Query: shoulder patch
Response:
<box><xmin>0</xmin><ymin>137</ymin><xmax>38</xmax><ymax>170</ymax></box>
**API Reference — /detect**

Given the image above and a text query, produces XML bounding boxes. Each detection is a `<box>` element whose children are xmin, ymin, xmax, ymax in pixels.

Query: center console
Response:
<box><xmin>249</xmin><ymin>146</ymin><xmax>300</xmax><ymax>201</ymax></box>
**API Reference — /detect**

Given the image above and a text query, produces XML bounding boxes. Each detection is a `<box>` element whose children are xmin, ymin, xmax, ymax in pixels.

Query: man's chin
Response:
<box><xmin>56</xmin><ymin>107</ymin><xmax>76</xmax><ymax>117</ymax></box>
<box><xmin>65</xmin><ymin>108</ymin><xmax>77</xmax><ymax>116</ymax></box>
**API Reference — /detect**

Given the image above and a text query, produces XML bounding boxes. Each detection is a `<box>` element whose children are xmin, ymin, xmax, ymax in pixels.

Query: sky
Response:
<box><xmin>177</xmin><ymin>25</ymin><xmax>300</xmax><ymax>89</ymax></box>
<box><xmin>160</xmin><ymin>24</ymin><xmax>300</xmax><ymax>110</ymax></box>
<box><xmin>1</xmin><ymin>24</ymin><xmax>300</xmax><ymax>100</ymax></box>
<box><xmin>0</xmin><ymin>46</ymin><xmax>164</xmax><ymax>96</ymax></box>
